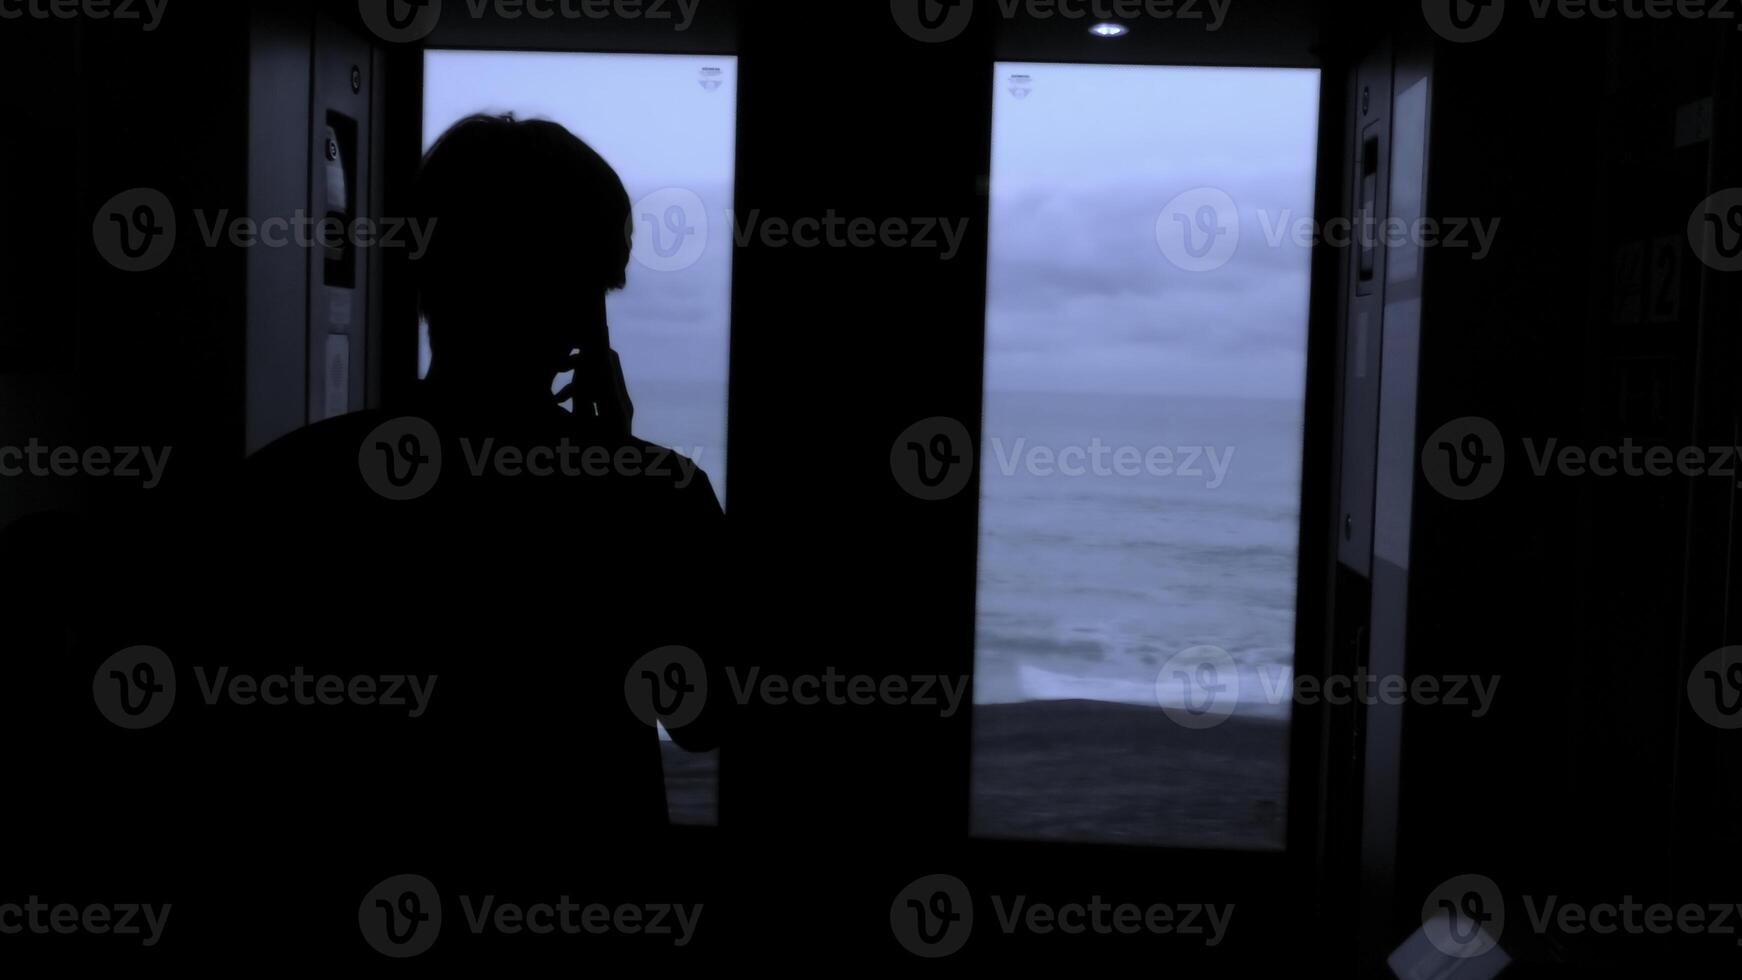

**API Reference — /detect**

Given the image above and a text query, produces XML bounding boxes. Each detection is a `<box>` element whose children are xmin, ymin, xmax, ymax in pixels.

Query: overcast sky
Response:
<box><xmin>988</xmin><ymin>63</ymin><xmax>1319</xmax><ymax>400</ymax></box>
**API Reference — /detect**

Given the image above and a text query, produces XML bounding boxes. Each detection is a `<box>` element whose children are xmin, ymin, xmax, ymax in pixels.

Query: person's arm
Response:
<box><xmin>659</xmin><ymin>471</ymin><xmax>731</xmax><ymax>754</ymax></box>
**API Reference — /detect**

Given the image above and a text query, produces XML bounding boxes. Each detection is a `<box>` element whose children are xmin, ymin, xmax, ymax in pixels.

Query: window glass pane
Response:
<box><xmin>973</xmin><ymin>63</ymin><xmax>1319</xmax><ymax>849</ymax></box>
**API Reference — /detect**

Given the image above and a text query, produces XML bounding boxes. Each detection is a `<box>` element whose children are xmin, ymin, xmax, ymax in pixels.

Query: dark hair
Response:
<box><xmin>411</xmin><ymin>114</ymin><xmax>633</xmax><ymax>331</ymax></box>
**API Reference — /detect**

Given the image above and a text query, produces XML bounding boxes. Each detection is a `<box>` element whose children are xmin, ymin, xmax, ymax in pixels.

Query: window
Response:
<box><xmin>972</xmin><ymin>63</ymin><xmax>1319</xmax><ymax>849</ymax></box>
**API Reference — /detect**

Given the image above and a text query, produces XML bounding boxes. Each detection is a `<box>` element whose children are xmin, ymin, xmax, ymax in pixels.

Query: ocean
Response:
<box><xmin>974</xmin><ymin>389</ymin><xmax>1304</xmax><ymax>718</ymax></box>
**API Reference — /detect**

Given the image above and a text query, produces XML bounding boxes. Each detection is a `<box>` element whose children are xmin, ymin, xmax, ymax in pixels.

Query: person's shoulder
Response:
<box><xmin>249</xmin><ymin>411</ymin><xmax>385</xmax><ymax>464</ymax></box>
<box><xmin>614</xmin><ymin>437</ymin><xmax>722</xmax><ymax>515</ymax></box>
<box><xmin>244</xmin><ymin>410</ymin><xmax>401</xmax><ymax>491</ymax></box>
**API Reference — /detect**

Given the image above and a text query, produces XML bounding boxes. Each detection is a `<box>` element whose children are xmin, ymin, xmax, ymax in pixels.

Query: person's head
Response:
<box><xmin>411</xmin><ymin>114</ymin><xmax>632</xmax><ymax>391</ymax></box>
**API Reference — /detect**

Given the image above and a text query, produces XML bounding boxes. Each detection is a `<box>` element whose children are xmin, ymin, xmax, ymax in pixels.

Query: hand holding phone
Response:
<box><xmin>554</xmin><ymin>348</ymin><xmax>634</xmax><ymax>437</ymax></box>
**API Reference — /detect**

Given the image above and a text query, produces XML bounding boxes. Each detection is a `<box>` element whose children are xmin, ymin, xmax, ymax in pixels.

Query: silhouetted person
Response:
<box><xmin>208</xmin><ymin>115</ymin><xmax>729</xmax><ymax>883</ymax></box>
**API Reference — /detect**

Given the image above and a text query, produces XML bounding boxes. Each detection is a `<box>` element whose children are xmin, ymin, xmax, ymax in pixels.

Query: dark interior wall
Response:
<box><xmin>716</xmin><ymin>1</ymin><xmax>993</xmax><ymax>947</ymax></box>
<box><xmin>1676</xmin><ymin>22</ymin><xmax>1742</xmax><ymax>912</ymax></box>
<box><xmin>248</xmin><ymin>0</ymin><xmax>315</xmax><ymax>453</ymax></box>
<box><xmin>0</xmin><ymin>16</ymin><xmax>86</xmax><ymax>523</ymax></box>
<box><xmin>1394</xmin><ymin>13</ymin><xmax>1742</xmax><ymax>972</ymax></box>
<box><xmin>0</xmin><ymin>1</ymin><xmax>252</xmax><ymax>522</ymax></box>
